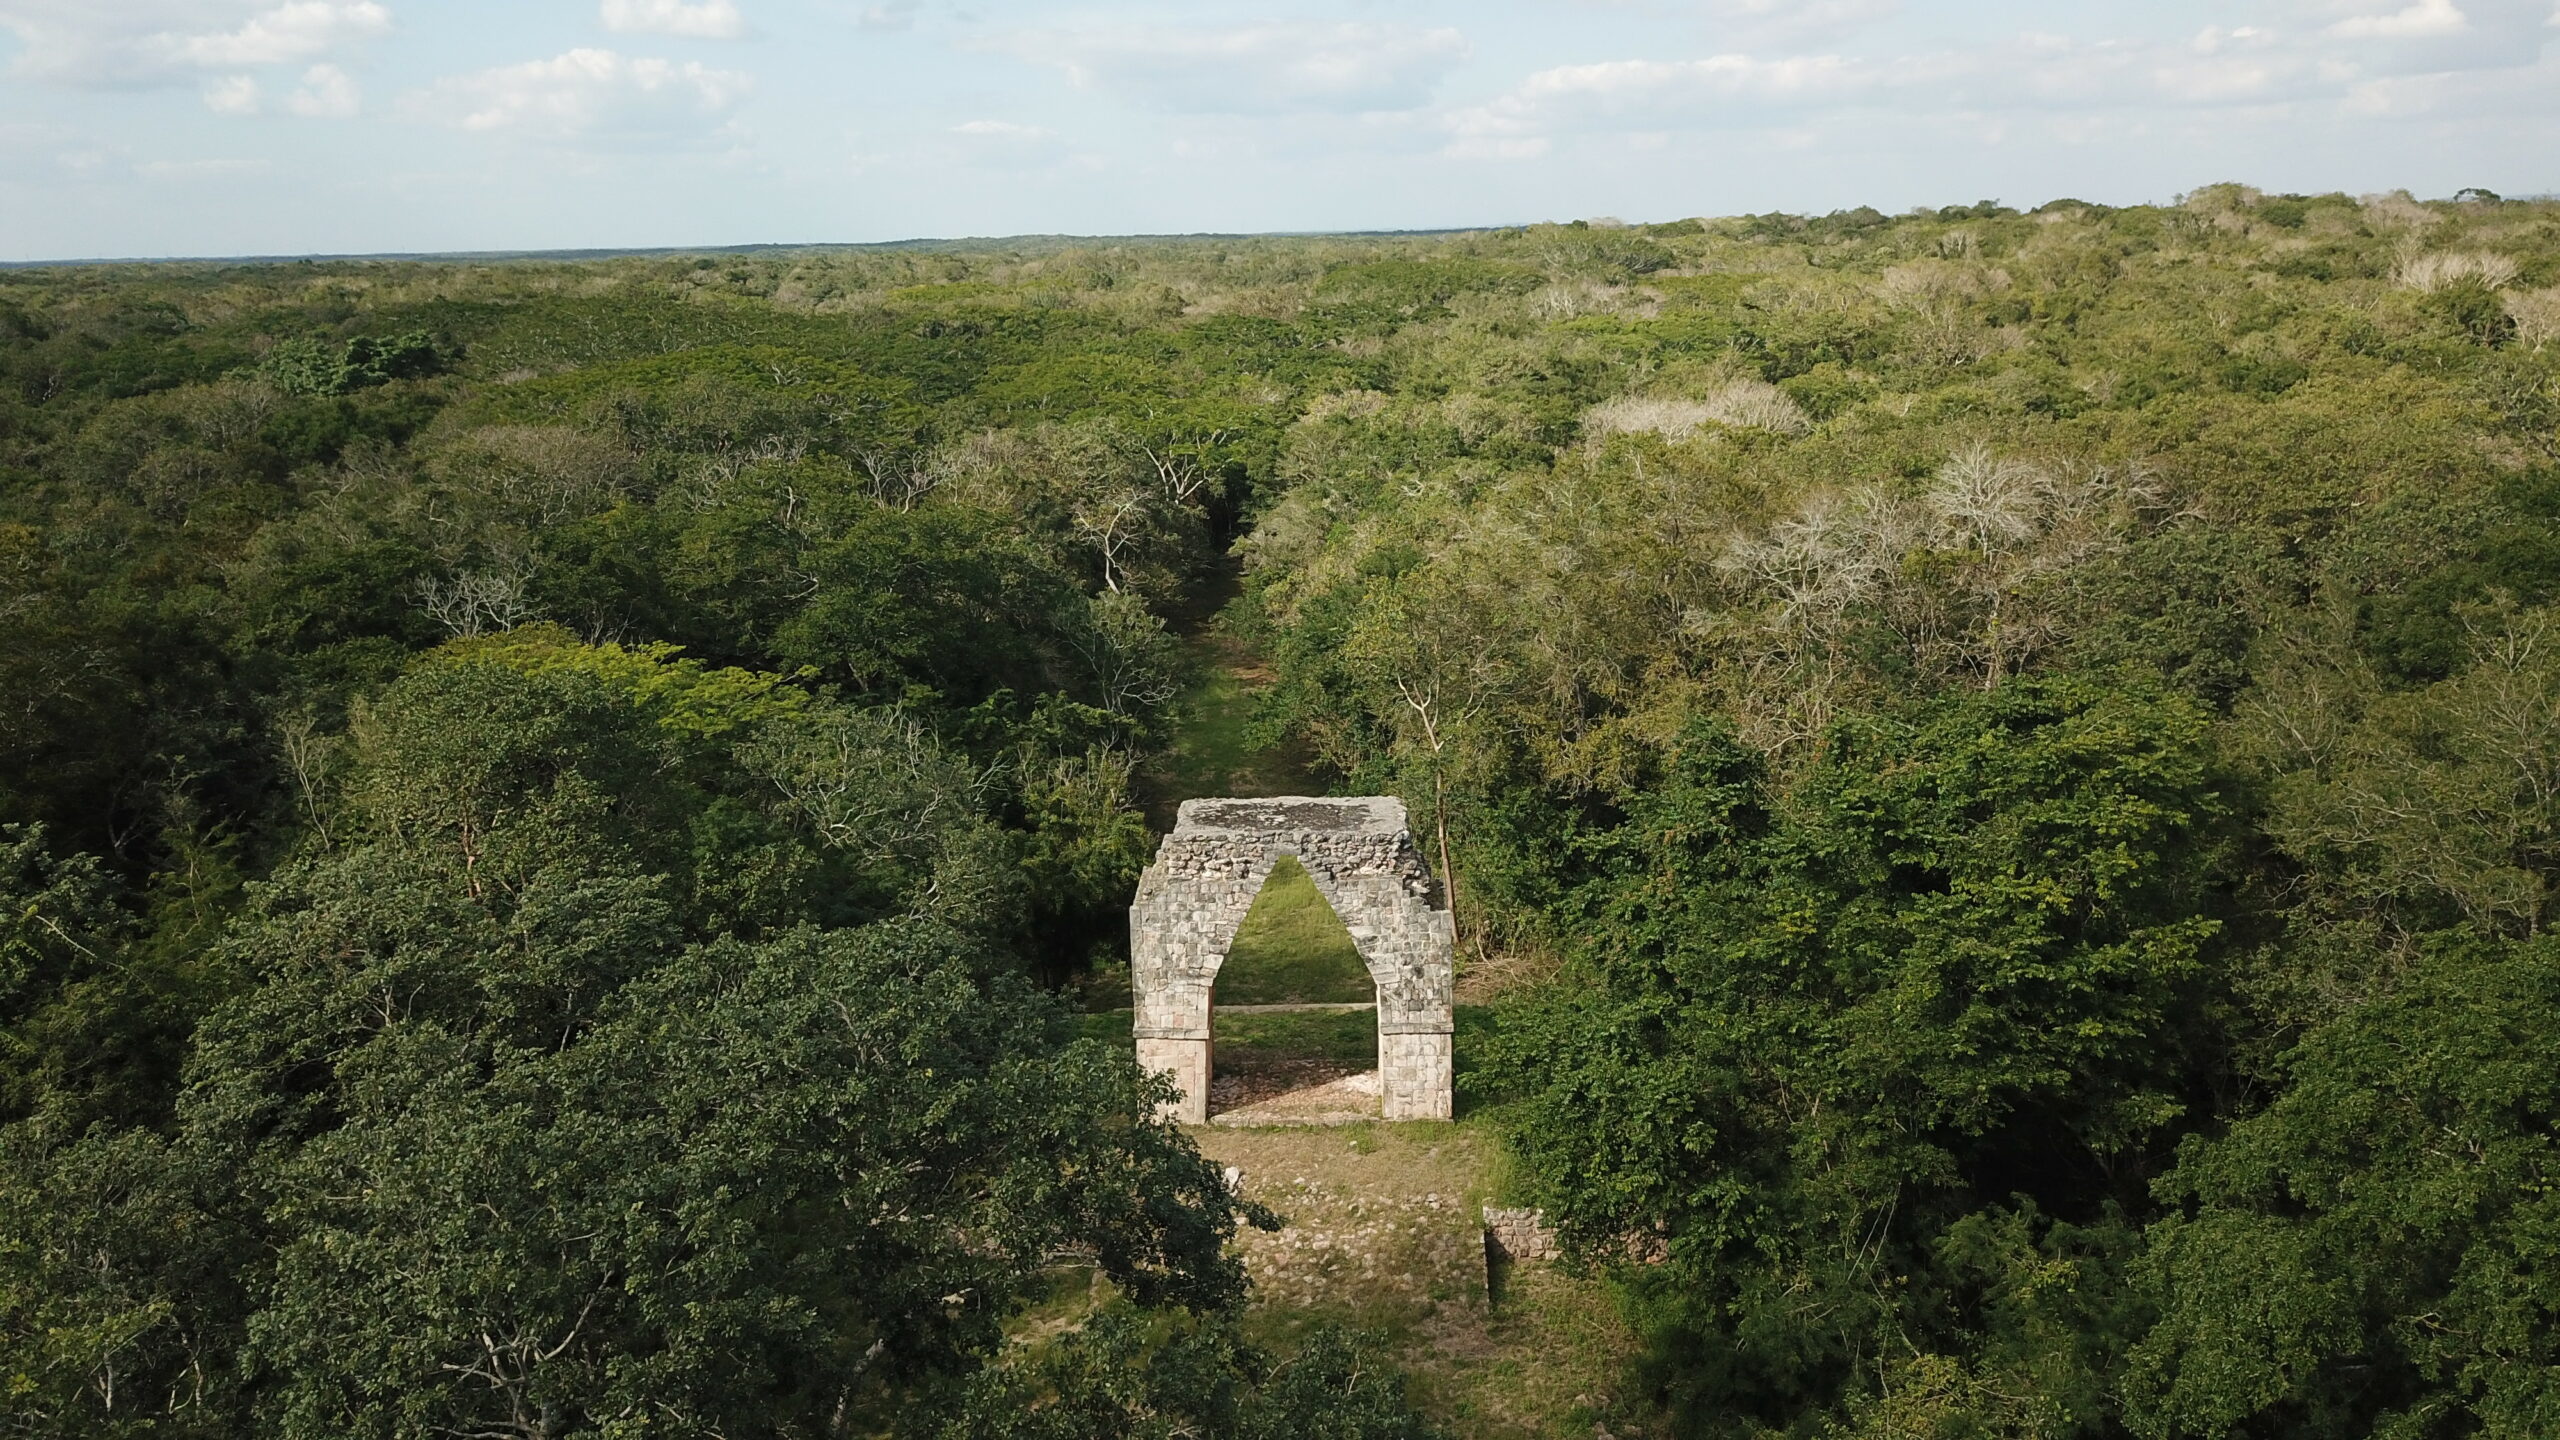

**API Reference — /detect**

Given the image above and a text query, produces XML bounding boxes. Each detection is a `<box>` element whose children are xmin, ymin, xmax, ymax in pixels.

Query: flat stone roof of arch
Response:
<box><xmin>1173</xmin><ymin>796</ymin><xmax>1407</xmax><ymax>836</ymax></box>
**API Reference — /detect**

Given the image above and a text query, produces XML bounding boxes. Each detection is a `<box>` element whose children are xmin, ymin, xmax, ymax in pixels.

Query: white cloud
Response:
<box><xmin>2308</xmin><ymin>0</ymin><xmax>2551</xmax><ymax>73</ymax></box>
<box><xmin>1580</xmin><ymin>0</ymin><xmax>1899</xmax><ymax>40</ymax></box>
<box><xmin>1447</xmin><ymin>52</ymin><xmax>1888</xmax><ymax>153</ymax></box>
<box><xmin>2328</xmin><ymin>0</ymin><xmax>2471</xmax><ymax>36</ymax></box>
<box><xmin>2341</xmin><ymin>43</ymin><xmax>2560</xmax><ymax>111</ymax></box>
<box><xmin>415</xmin><ymin>48</ymin><xmax>752</xmax><ymax>144</ymax></box>
<box><xmin>1447</xmin><ymin>133</ymin><xmax>1553</xmax><ymax>162</ymax></box>
<box><xmin>197</xmin><ymin>62</ymin><xmax>360</xmax><ymax>117</ymax></box>
<box><xmin>599</xmin><ymin>0</ymin><xmax>746</xmax><ymax>40</ymax></box>
<box><xmin>995</xmin><ymin>23</ymin><xmax>1468</xmax><ymax>114</ymax></box>
<box><xmin>2148</xmin><ymin>54</ymin><xmax>2294</xmax><ymax>102</ymax></box>
<box><xmin>1520</xmin><ymin>52</ymin><xmax>1875</xmax><ymax>107</ymax></box>
<box><xmin>10</xmin><ymin>1</ymin><xmax>2560</xmax><ymax>252</ymax></box>
<box><xmin>0</xmin><ymin>123</ymin><xmax>108</xmax><ymax>181</ymax></box>
<box><xmin>1450</xmin><ymin>0</ymin><xmax>2560</xmax><ymax>157</ymax></box>
<box><xmin>204</xmin><ymin>74</ymin><xmax>264</xmax><ymax>114</ymax></box>
<box><xmin>953</xmin><ymin>119</ymin><xmax>1050</xmax><ymax>140</ymax></box>
<box><xmin>287</xmin><ymin>63</ymin><xmax>361</xmax><ymax>117</ymax></box>
<box><xmin>1</xmin><ymin>1</ymin><xmax>389</xmax><ymax>86</ymax></box>
<box><xmin>948</xmin><ymin>118</ymin><xmax>1068</xmax><ymax>169</ymax></box>
<box><xmin>2189</xmin><ymin>25</ymin><xmax>2275</xmax><ymax>53</ymax></box>
<box><xmin>0</xmin><ymin>124</ymin><xmax>266</xmax><ymax>193</ymax></box>
<box><xmin>1705</xmin><ymin>0</ymin><xmax>1896</xmax><ymax>18</ymax></box>
<box><xmin>170</xmin><ymin>2</ymin><xmax>390</xmax><ymax>67</ymax></box>
<box><xmin>136</xmin><ymin>157</ymin><xmax>270</xmax><ymax>182</ymax></box>
<box><xmin>1698</xmin><ymin>0</ymin><xmax>1901</xmax><ymax>48</ymax></box>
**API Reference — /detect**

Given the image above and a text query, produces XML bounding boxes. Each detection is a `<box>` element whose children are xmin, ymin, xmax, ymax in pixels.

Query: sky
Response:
<box><xmin>0</xmin><ymin>0</ymin><xmax>2555</xmax><ymax>261</ymax></box>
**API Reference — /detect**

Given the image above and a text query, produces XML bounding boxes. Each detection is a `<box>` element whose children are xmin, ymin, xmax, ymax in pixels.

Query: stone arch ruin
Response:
<box><xmin>1130</xmin><ymin>797</ymin><xmax>1455</xmax><ymax>1124</ymax></box>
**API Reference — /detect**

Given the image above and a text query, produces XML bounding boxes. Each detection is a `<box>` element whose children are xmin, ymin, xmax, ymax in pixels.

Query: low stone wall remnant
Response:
<box><xmin>1481</xmin><ymin>1207</ymin><xmax>1561</xmax><ymax>1264</ymax></box>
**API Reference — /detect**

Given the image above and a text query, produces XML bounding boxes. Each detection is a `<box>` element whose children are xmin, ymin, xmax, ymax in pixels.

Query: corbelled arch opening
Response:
<box><xmin>1202</xmin><ymin>854</ymin><xmax>1382</xmax><ymax>1119</ymax></box>
<box><xmin>1214</xmin><ymin>855</ymin><xmax>1375</xmax><ymax>1004</ymax></box>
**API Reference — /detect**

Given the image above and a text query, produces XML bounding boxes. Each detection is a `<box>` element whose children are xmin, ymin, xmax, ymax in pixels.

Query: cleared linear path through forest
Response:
<box><xmin>1118</xmin><ymin>585</ymin><xmax>1657</xmax><ymax>1437</ymax></box>
<box><xmin>1141</xmin><ymin>610</ymin><xmax>1314</xmax><ymax>828</ymax></box>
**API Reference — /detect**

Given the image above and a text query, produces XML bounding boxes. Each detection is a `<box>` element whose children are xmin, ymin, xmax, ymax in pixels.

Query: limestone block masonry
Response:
<box><xmin>1130</xmin><ymin>796</ymin><xmax>1456</xmax><ymax>1124</ymax></box>
<box><xmin>1481</xmin><ymin>1207</ymin><xmax>1562</xmax><ymax>1264</ymax></box>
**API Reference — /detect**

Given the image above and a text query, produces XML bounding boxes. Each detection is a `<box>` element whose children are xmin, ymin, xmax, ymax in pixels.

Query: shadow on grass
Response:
<box><xmin>1075</xmin><ymin>1005</ymin><xmax>1506</xmax><ymax>1122</ymax></box>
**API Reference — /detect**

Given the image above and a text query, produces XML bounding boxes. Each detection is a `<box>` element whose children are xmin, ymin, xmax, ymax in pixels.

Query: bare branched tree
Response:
<box><xmin>1345</xmin><ymin>575</ymin><xmax>1513</xmax><ymax>951</ymax></box>
<box><xmin>858</xmin><ymin>447</ymin><xmax>943</xmax><ymax>511</ymax></box>
<box><xmin>2393</xmin><ymin>247</ymin><xmax>2521</xmax><ymax>293</ymax></box>
<box><xmin>2507</xmin><ymin>286</ymin><xmax>2560</xmax><ymax>352</ymax></box>
<box><xmin>1070</xmin><ymin>488</ymin><xmax>1154</xmax><ymax>595</ymax></box>
<box><xmin>1069</xmin><ymin>590</ymin><xmax>1182</xmax><ymax>719</ymax></box>
<box><xmin>668</xmin><ymin>435</ymin><xmax>810</xmax><ymax>514</ymax></box>
<box><xmin>415</xmin><ymin>551</ymin><xmax>541</xmax><ymax>639</ymax></box>
<box><xmin>1583</xmin><ymin>382</ymin><xmax>1810</xmax><ymax>439</ymax></box>
<box><xmin>2250</xmin><ymin>604</ymin><xmax>2560</xmax><ymax>937</ymax></box>
<box><xmin>431</xmin><ymin>1290</ymin><xmax>609</xmax><ymax>1440</ymax></box>
<box><xmin>1140</xmin><ymin>429</ymin><xmax>1234</xmax><ymax>506</ymax></box>
<box><xmin>1719</xmin><ymin>447</ymin><xmax>2171</xmax><ymax>748</ymax></box>
<box><xmin>740</xmin><ymin>707</ymin><xmax>984</xmax><ymax>872</ymax></box>
<box><xmin>444</xmin><ymin>426</ymin><xmax>637</xmax><ymax>527</ymax></box>
<box><xmin>276</xmin><ymin>711</ymin><xmax>339</xmax><ymax>851</ymax></box>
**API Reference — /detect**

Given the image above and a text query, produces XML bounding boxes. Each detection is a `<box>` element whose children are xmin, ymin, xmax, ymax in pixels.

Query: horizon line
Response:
<box><xmin>11</xmin><ymin>187</ymin><xmax>2551</xmax><ymax>271</ymax></box>
<box><xmin>0</xmin><ymin>224</ymin><xmax>1528</xmax><ymax>270</ymax></box>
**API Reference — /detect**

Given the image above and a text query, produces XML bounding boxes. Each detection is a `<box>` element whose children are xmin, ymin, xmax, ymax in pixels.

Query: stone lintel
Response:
<box><xmin>1173</xmin><ymin>795</ymin><xmax>1407</xmax><ymax>837</ymax></box>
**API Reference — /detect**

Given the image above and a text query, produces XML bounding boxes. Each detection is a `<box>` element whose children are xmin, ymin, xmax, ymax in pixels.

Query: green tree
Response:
<box><xmin>1483</xmin><ymin>679</ymin><xmax>2229</xmax><ymax>1434</ymax></box>
<box><xmin>0</xmin><ymin>825</ymin><xmax>235</xmax><ymax>1135</ymax></box>
<box><xmin>935</xmin><ymin>1312</ymin><xmax>1445</xmax><ymax>1440</ymax></box>
<box><xmin>1</xmin><ymin>640</ymin><xmax>1266</xmax><ymax>1438</ymax></box>
<box><xmin>2129</xmin><ymin>932</ymin><xmax>2560</xmax><ymax>1439</ymax></box>
<box><xmin>2229</xmin><ymin>601</ymin><xmax>2560</xmax><ymax>939</ymax></box>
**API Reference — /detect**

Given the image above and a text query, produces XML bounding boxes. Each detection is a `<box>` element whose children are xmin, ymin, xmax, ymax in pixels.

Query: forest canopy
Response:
<box><xmin>4</xmin><ymin>184</ymin><xmax>2559</xmax><ymax>1437</ymax></box>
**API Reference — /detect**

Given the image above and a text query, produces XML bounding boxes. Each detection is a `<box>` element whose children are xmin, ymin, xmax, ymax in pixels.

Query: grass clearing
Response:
<box><xmin>1212</xmin><ymin>1007</ymin><xmax>1378</xmax><ymax>1111</ymax></box>
<box><xmin>1073</xmin><ymin>991</ymin><xmax>1644</xmax><ymax>1434</ymax></box>
<box><xmin>1216</xmin><ymin>1007</ymin><xmax>1378</xmax><ymax>1067</ymax></box>
<box><xmin>1197</xmin><ymin>1120</ymin><xmax>1657</xmax><ymax>1439</ymax></box>
<box><xmin>1214</xmin><ymin>857</ymin><xmax>1374</xmax><ymax>1004</ymax></box>
<box><xmin>1143</xmin><ymin>625</ymin><xmax>1317</xmax><ymax>827</ymax></box>
<box><xmin>1078</xmin><ymin>1006</ymin><xmax>1505</xmax><ymax>1115</ymax></box>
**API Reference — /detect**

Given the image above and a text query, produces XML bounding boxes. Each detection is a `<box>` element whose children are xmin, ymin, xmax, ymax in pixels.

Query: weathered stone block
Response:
<box><xmin>1136</xmin><ymin>1036</ymin><xmax>1212</xmax><ymax>1125</ymax></box>
<box><xmin>1482</xmin><ymin>1207</ymin><xmax>1560</xmax><ymax>1263</ymax></box>
<box><xmin>1380</xmin><ymin>1031</ymin><xmax>1453</xmax><ymax>1119</ymax></box>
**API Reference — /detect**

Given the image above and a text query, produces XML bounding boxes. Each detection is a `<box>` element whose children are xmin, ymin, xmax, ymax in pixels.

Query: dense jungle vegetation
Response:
<box><xmin>5</xmin><ymin>182</ymin><xmax>2560</xmax><ymax>1438</ymax></box>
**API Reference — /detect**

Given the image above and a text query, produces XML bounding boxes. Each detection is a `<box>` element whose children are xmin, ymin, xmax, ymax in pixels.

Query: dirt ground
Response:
<box><xmin>1209</xmin><ymin>1055</ymin><xmax>1375</xmax><ymax>1115</ymax></box>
